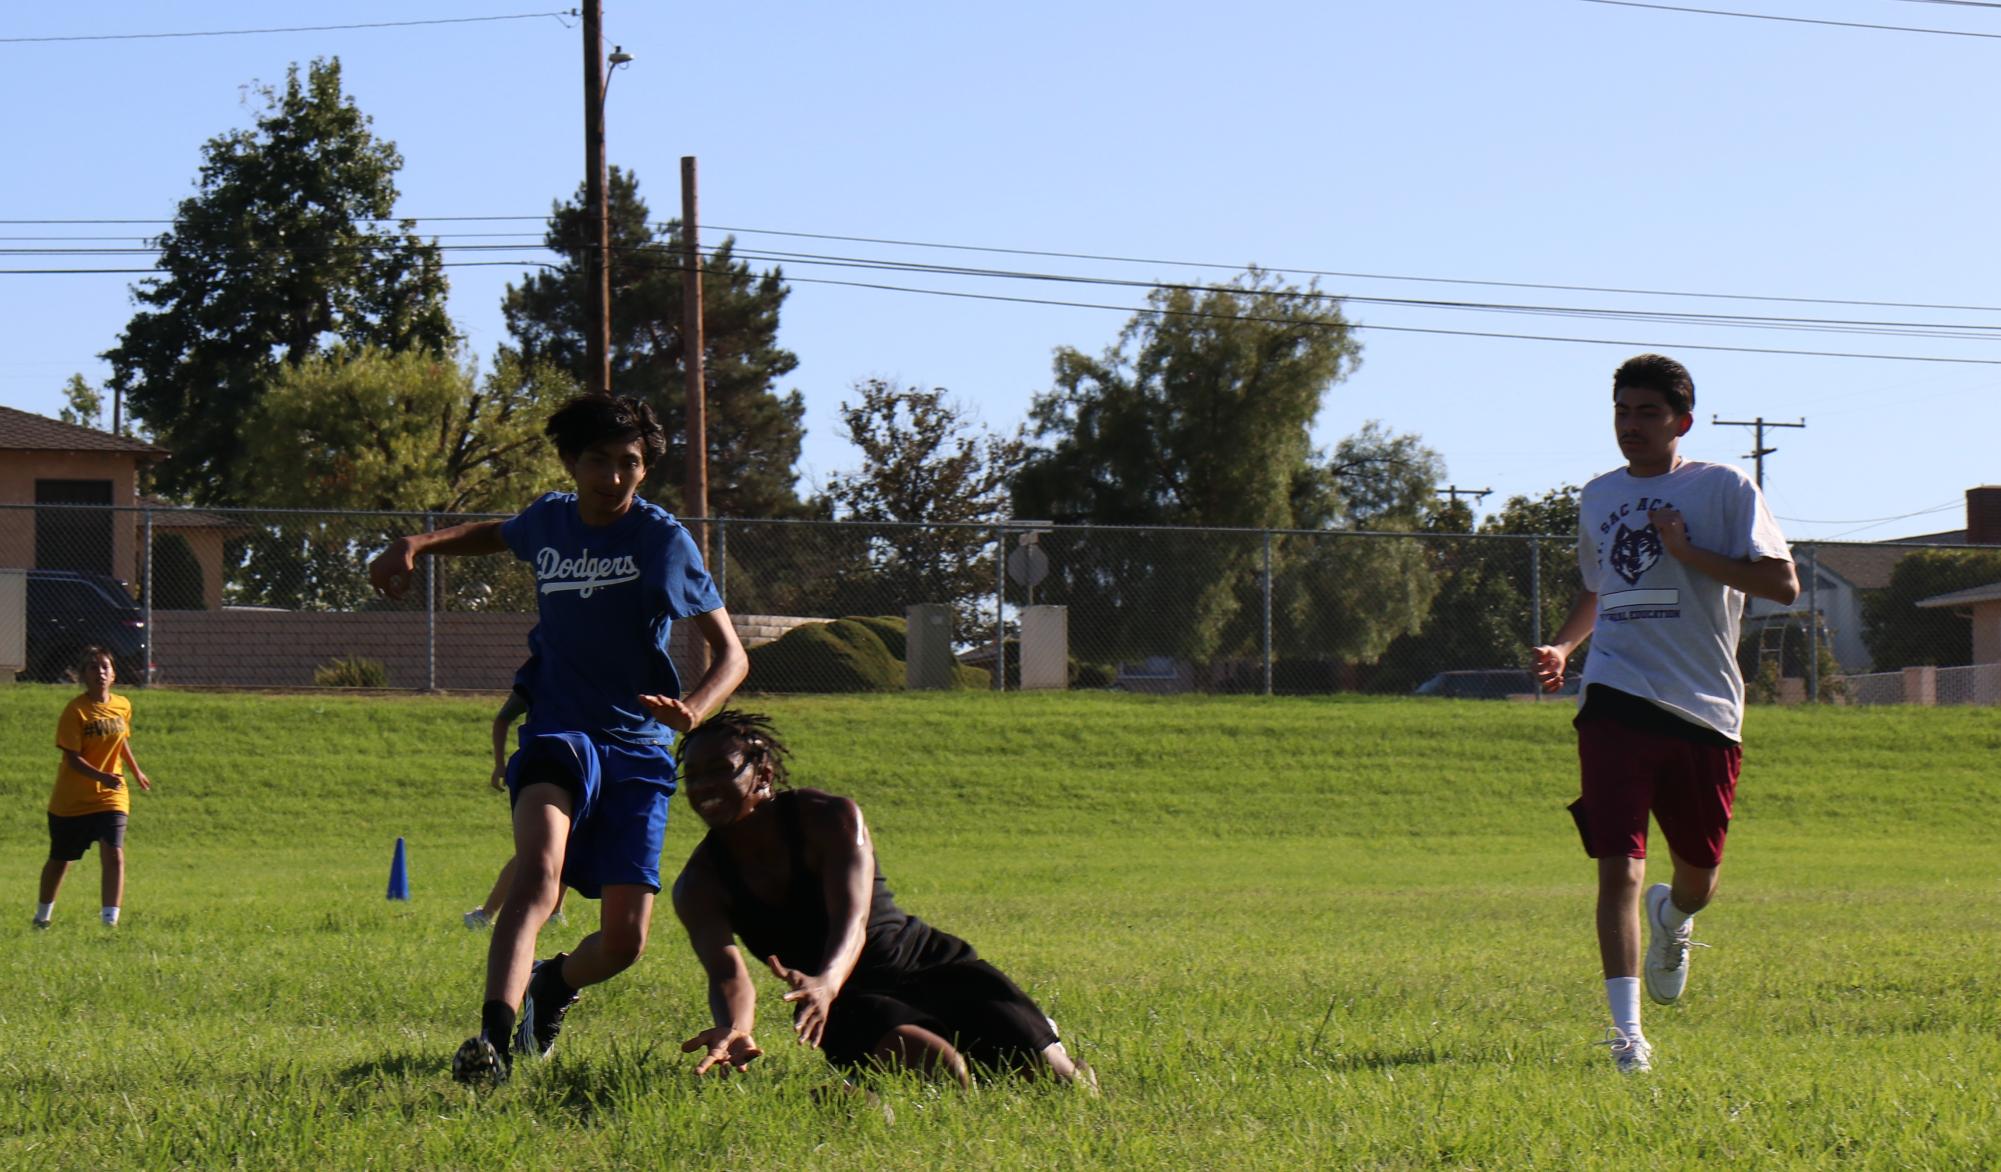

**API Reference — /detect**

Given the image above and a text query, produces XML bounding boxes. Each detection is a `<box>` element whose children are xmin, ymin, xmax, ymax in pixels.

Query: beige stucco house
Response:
<box><xmin>0</xmin><ymin>405</ymin><xmax>236</xmax><ymax>607</ymax></box>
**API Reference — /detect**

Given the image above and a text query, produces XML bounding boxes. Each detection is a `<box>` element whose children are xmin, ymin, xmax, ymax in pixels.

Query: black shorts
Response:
<box><xmin>47</xmin><ymin>811</ymin><xmax>128</xmax><ymax>862</ymax></box>
<box><xmin>818</xmin><ymin>959</ymin><xmax>1061</xmax><ymax>1074</ymax></box>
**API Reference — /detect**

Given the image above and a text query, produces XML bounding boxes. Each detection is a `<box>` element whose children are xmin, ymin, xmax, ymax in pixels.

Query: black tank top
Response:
<box><xmin>702</xmin><ymin>791</ymin><xmax>971</xmax><ymax>988</ymax></box>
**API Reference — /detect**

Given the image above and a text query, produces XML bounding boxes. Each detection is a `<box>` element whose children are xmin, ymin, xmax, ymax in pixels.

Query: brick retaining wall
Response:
<box><xmin>151</xmin><ymin>610</ymin><xmax>824</xmax><ymax>690</ymax></box>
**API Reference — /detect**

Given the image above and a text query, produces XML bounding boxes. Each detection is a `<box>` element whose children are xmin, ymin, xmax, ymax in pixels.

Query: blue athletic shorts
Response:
<box><xmin>506</xmin><ymin>732</ymin><xmax>676</xmax><ymax>899</ymax></box>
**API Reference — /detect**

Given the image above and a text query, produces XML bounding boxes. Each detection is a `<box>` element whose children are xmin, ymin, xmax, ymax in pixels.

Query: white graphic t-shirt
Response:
<box><xmin>1576</xmin><ymin>460</ymin><xmax>1791</xmax><ymax>741</ymax></box>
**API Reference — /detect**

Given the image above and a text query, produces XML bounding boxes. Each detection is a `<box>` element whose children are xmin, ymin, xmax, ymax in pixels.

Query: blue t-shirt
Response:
<box><xmin>500</xmin><ymin>493</ymin><xmax>723</xmax><ymax>747</ymax></box>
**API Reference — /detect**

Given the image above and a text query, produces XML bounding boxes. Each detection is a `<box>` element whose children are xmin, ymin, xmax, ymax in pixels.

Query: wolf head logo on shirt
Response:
<box><xmin>535</xmin><ymin>548</ymin><xmax>640</xmax><ymax>597</ymax></box>
<box><xmin>1608</xmin><ymin>522</ymin><xmax>1663</xmax><ymax>586</ymax></box>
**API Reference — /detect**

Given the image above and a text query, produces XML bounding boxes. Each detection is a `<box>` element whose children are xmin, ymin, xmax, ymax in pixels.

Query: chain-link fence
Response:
<box><xmin>4</xmin><ymin>502</ymin><xmax>1999</xmax><ymax>705</ymax></box>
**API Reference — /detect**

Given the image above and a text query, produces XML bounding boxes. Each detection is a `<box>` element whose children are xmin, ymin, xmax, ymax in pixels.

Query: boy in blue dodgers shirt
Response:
<box><xmin>369</xmin><ymin>394</ymin><xmax>748</xmax><ymax>1084</ymax></box>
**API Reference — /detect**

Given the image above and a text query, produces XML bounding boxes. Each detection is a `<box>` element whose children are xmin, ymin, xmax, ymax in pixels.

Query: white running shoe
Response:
<box><xmin>463</xmin><ymin>907</ymin><xmax>491</xmax><ymax>930</ymax></box>
<box><xmin>1598</xmin><ymin>1027</ymin><xmax>1653</xmax><ymax>1074</ymax></box>
<box><xmin>1643</xmin><ymin>883</ymin><xmax>1697</xmax><ymax>1005</ymax></box>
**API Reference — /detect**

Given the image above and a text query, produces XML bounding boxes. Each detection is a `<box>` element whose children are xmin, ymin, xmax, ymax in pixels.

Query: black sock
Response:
<box><xmin>481</xmin><ymin>999</ymin><xmax>516</xmax><ymax>1048</ymax></box>
<box><xmin>540</xmin><ymin>953</ymin><xmax>577</xmax><ymax>1002</ymax></box>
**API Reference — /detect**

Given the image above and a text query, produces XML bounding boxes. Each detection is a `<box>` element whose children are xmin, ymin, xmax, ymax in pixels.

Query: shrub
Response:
<box><xmin>745</xmin><ymin>620</ymin><xmax>902</xmax><ymax>693</ymax></box>
<box><xmin>314</xmin><ymin>656</ymin><xmax>388</xmax><ymax>688</ymax></box>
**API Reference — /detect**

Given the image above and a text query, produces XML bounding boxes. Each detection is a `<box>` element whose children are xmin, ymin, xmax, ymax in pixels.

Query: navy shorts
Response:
<box><xmin>47</xmin><ymin>811</ymin><xmax>128</xmax><ymax>862</ymax></box>
<box><xmin>506</xmin><ymin>732</ymin><xmax>675</xmax><ymax>899</ymax></box>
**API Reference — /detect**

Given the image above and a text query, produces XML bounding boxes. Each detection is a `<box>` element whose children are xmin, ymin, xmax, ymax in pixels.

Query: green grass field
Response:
<box><xmin>1</xmin><ymin>687</ymin><xmax>1995</xmax><ymax>1169</ymax></box>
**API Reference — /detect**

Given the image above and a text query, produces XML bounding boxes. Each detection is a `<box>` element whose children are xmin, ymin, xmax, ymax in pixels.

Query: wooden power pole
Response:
<box><xmin>582</xmin><ymin>0</ymin><xmax>611</xmax><ymax>395</ymax></box>
<box><xmin>681</xmin><ymin>155</ymin><xmax>708</xmax><ymax>557</ymax></box>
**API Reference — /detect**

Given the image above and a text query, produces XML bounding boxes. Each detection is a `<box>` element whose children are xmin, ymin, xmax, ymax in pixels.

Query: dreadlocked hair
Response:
<box><xmin>679</xmin><ymin>709</ymin><xmax>792</xmax><ymax>790</ymax></box>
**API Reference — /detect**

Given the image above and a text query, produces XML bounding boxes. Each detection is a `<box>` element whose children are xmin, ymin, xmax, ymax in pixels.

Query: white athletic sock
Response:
<box><xmin>1659</xmin><ymin>895</ymin><xmax>1696</xmax><ymax>931</ymax></box>
<box><xmin>1606</xmin><ymin>977</ymin><xmax>1643</xmax><ymax>1040</ymax></box>
<box><xmin>35</xmin><ymin>901</ymin><xmax>54</xmax><ymax>922</ymax></box>
<box><xmin>101</xmin><ymin>906</ymin><xmax>119</xmax><ymax>926</ymax></box>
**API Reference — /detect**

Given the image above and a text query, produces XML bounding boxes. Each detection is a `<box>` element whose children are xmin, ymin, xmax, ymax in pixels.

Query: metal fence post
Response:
<box><xmin>1528</xmin><ymin>537</ymin><xmax>1542</xmax><ymax>701</ymax></box>
<box><xmin>142</xmin><ymin>506</ymin><xmax>154</xmax><ymax>686</ymax></box>
<box><xmin>1262</xmin><ymin>529</ymin><xmax>1273</xmax><ymax>696</ymax></box>
<box><xmin>715</xmin><ymin>517</ymin><xmax>728</xmax><ymax>604</ymax></box>
<box><xmin>1805</xmin><ymin>543</ymin><xmax>1819</xmax><ymax>704</ymax></box>
<box><xmin>424</xmin><ymin>512</ymin><xmax>436</xmax><ymax>692</ymax></box>
<box><xmin>994</xmin><ymin>525</ymin><xmax>1006</xmax><ymax>692</ymax></box>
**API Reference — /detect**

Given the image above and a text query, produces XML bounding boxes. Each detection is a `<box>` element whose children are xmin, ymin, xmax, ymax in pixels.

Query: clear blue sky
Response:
<box><xmin>5</xmin><ymin>1</ymin><xmax>1998</xmax><ymax>539</ymax></box>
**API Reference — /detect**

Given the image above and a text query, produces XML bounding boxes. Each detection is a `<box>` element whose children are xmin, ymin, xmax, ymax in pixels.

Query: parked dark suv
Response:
<box><xmin>1413</xmin><ymin>669</ymin><xmax>1577</xmax><ymax>700</ymax></box>
<box><xmin>18</xmin><ymin>570</ymin><xmax>149</xmax><ymax>685</ymax></box>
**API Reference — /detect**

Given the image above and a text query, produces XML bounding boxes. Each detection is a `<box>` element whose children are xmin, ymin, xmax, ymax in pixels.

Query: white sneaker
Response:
<box><xmin>1598</xmin><ymin>1027</ymin><xmax>1653</xmax><ymax>1074</ymax></box>
<box><xmin>1643</xmin><ymin>883</ymin><xmax>1697</xmax><ymax>1005</ymax></box>
<box><xmin>463</xmin><ymin>907</ymin><xmax>491</xmax><ymax>930</ymax></box>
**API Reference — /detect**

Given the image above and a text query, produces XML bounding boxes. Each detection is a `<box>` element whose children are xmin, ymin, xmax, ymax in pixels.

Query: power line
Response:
<box><xmin>697</xmin><ymin>222</ymin><xmax>2001</xmax><ymax>317</ymax></box>
<box><xmin>1577</xmin><ymin>0</ymin><xmax>2001</xmax><ymax>40</ymax></box>
<box><xmin>14</xmin><ymin>233</ymin><xmax>2001</xmax><ymax>344</ymax></box>
<box><xmin>0</xmin><ymin>11</ymin><xmax>576</xmax><ymax>45</ymax></box>
<box><xmin>13</xmin><ymin>234</ymin><xmax>2001</xmax><ymax>359</ymax></box>
<box><xmin>11</xmin><ymin>253</ymin><xmax>2001</xmax><ymax>365</ymax></box>
<box><xmin>11</xmin><ymin>212</ymin><xmax>2001</xmax><ymax>319</ymax></box>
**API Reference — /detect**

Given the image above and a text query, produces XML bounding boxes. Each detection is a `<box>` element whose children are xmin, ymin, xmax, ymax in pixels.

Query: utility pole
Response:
<box><xmin>1710</xmin><ymin>415</ymin><xmax>1805</xmax><ymax>490</ymax></box>
<box><xmin>1437</xmin><ymin>485</ymin><xmax>1493</xmax><ymax>507</ymax></box>
<box><xmin>582</xmin><ymin>0</ymin><xmax>611</xmax><ymax>395</ymax></box>
<box><xmin>680</xmin><ymin>156</ymin><xmax>708</xmax><ymax>564</ymax></box>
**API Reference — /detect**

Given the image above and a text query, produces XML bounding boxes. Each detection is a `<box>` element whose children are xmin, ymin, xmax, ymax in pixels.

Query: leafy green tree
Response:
<box><xmin>57</xmin><ymin>374</ymin><xmax>105</xmax><ymax>430</ymax></box>
<box><xmin>819</xmin><ymin>379</ymin><xmax>1025</xmax><ymax>629</ymax></box>
<box><xmin>103</xmin><ymin>58</ymin><xmax>452</xmax><ymax>505</ymax></box>
<box><xmin>501</xmin><ymin>166</ymin><xmax>806</xmax><ymax>517</ymax></box>
<box><xmin>1013</xmin><ymin>270</ymin><xmax>1446</xmax><ymax>671</ymax></box>
<box><xmin>1370</xmin><ymin>484</ymin><xmax>1582</xmax><ymax>693</ymax></box>
<box><xmin>225</xmin><ymin>348</ymin><xmax>570</xmax><ymax>612</ymax></box>
<box><xmin>1863</xmin><ymin>548</ymin><xmax>2001</xmax><ymax>668</ymax></box>
<box><xmin>236</xmin><ymin>348</ymin><xmax>568</xmax><ymax>514</ymax></box>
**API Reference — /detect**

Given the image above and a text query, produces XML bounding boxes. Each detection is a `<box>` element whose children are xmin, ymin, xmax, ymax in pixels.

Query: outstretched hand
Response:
<box><xmin>639</xmin><ymin>694</ymin><xmax>699</xmax><ymax>733</ymax></box>
<box><xmin>368</xmin><ymin>539</ymin><xmax>417</xmax><ymax>601</ymax></box>
<box><xmin>767</xmin><ymin>955</ymin><xmax>837</xmax><ymax>1049</ymax></box>
<box><xmin>1531</xmin><ymin>644</ymin><xmax>1568</xmax><ymax>693</ymax></box>
<box><xmin>681</xmin><ymin>1026</ymin><xmax>762</xmax><ymax>1076</ymax></box>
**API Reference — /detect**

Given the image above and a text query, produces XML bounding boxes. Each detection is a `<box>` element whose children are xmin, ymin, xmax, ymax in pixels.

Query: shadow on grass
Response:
<box><xmin>336</xmin><ymin>1052</ymin><xmax>439</xmax><ymax>1084</ymax></box>
<box><xmin>1307</xmin><ymin>1045</ymin><xmax>1444</xmax><ymax>1073</ymax></box>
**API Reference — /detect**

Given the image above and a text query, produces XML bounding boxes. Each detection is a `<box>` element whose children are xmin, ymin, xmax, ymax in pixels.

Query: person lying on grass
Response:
<box><xmin>671</xmin><ymin>711</ymin><xmax>1092</xmax><ymax>1089</ymax></box>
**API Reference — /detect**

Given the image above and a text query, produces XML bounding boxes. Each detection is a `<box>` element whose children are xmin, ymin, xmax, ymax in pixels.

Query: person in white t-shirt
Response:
<box><xmin>1531</xmin><ymin>354</ymin><xmax>1798</xmax><ymax>1074</ymax></box>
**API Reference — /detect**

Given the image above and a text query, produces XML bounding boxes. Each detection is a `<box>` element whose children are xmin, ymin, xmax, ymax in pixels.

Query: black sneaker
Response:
<box><xmin>31</xmin><ymin>918</ymin><xmax>50</xmax><ymax>930</ymax></box>
<box><xmin>515</xmin><ymin>954</ymin><xmax>580</xmax><ymax>1060</ymax></box>
<box><xmin>452</xmin><ymin>1034</ymin><xmax>510</xmax><ymax>1085</ymax></box>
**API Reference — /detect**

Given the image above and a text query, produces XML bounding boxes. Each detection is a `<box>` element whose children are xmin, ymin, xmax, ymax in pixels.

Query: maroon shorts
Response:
<box><xmin>1570</xmin><ymin>718</ymin><xmax>1741</xmax><ymax>866</ymax></box>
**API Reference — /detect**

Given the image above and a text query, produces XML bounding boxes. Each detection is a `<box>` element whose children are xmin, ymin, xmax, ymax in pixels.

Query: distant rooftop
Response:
<box><xmin>0</xmin><ymin>405</ymin><xmax>162</xmax><ymax>456</ymax></box>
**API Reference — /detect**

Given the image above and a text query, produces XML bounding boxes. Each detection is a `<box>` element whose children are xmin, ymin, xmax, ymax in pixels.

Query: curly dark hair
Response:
<box><xmin>545</xmin><ymin>393</ymin><xmax>668</xmax><ymax>463</ymax></box>
<box><xmin>678</xmin><ymin>709</ymin><xmax>792</xmax><ymax>790</ymax></box>
<box><xmin>1612</xmin><ymin>353</ymin><xmax>1695</xmax><ymax>416</ymax></box>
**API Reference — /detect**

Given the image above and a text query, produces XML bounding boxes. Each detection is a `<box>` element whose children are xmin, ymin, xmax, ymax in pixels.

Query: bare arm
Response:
<box><xmin>1651</xmin><ymin>509</ymin><xmax>1798</xmax><ymax>604</ymax></box>
<box><xmin>62</xmin><ymin>749</ymin><xmax>121</xmax><ymax>788</ymax></box>
<box><xmin>118</xmin><ymin>741</ymin><xmax>152</xmax><ymax>791</ymax></box>
<box><xmin>764</xmin><ymin>797</ymin><xmax>873</xmax><ymax>1049</ymax></box>
<box><xmin>673</xmin><ymin>858</ymin><xmax>764</xmax><ymax>1075</ymax></box>
<box><xmin>641</xmin><ymin>608</ymin><xmax>750</xmax><ymax>733</ymax></box>
<box><xmin>368</xmin><ymin>520</ymin><xmax>509</xmax><ymax>600</ymax></box>
<box><xmin>490</xmin><ymin>691</ymin><xmax>530</xmax><ymax>788</ymax></box>
<box><xmin>1532</xmin><ymin>589</ymin><xmax>1598</xmax><ymax>692</ymax></box>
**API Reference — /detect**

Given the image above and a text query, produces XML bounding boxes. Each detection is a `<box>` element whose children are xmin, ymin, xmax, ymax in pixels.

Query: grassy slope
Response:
<box><xmin>0</xmin><ymin>687</ymin><xmax>1995</xmax><ymax>1169</ymax></box>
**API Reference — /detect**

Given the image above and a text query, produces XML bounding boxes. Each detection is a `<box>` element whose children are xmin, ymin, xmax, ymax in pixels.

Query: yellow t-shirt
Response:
<box><xmin>49</xmin><ymin>693</ymin><xmax>134</xmax><ymax>817</ymax></box>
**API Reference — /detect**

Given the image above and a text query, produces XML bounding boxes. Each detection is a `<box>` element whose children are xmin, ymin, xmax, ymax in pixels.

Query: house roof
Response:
<box><xmin>0</xmin><ymin>405</ymin><xmax>162</xmax><ymax>456</ymax></box>
<box><xmin>138</xmin><ymin>496</ymin><xmax>246</xmax><ymax>531</ymax></box>
<box><xmin>1805</xmin><ymin>544</ymin><xmax>1913</xmax><ymax>591</ymax></box>
<box><xmin>1916</xmin><ymin>581</ymin><xmax>2001</xmax><ymax>609</ymax></box>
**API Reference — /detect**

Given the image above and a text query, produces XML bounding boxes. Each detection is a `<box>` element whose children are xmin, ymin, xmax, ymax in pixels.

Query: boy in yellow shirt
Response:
<box><xmin>37</xmin><ymin>645</ymin><xmax>152</xmax><ymax>928</ymax></box>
